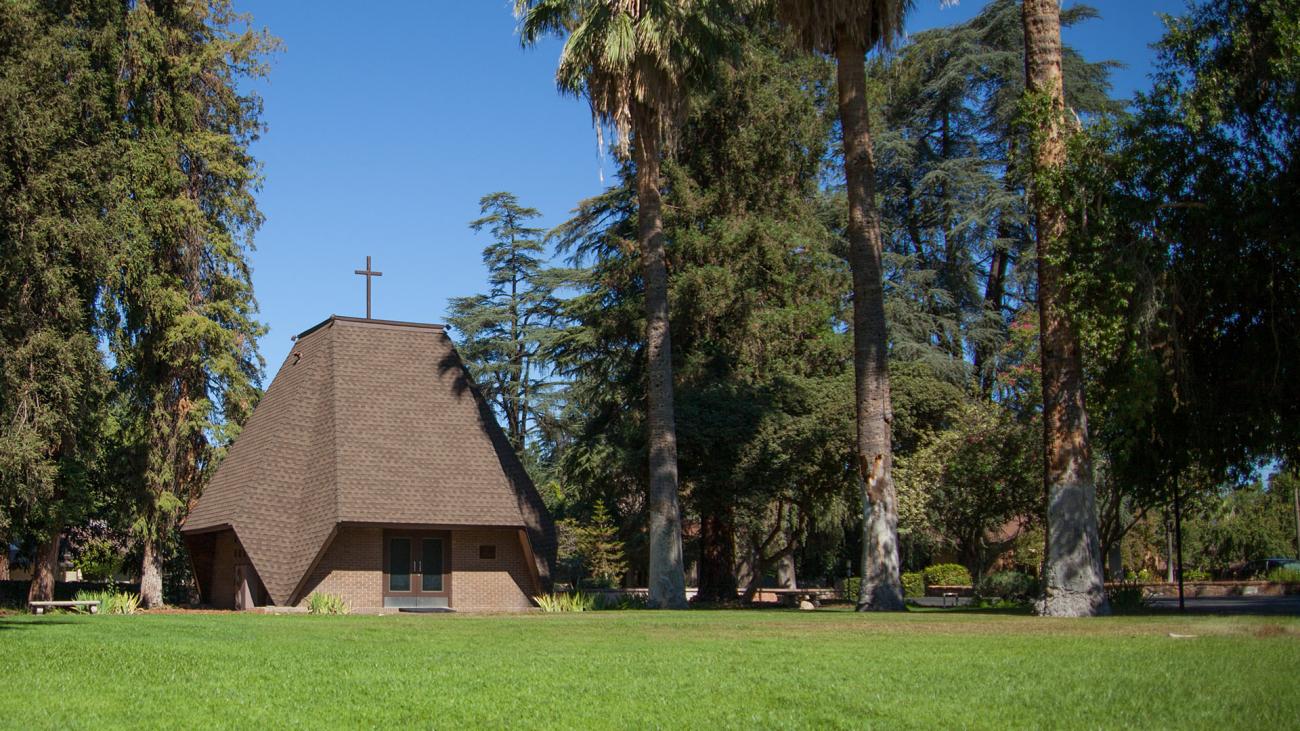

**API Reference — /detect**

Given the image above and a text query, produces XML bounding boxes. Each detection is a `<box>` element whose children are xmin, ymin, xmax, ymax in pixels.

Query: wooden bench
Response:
<box><xmin>29</xmin><ymin>600</ymin><xmax>100</xmax><ymax>615</ymax></box>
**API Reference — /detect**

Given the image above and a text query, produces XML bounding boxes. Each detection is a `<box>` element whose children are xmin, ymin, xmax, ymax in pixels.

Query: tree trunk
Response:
<box><xmin>633</xmin><ymin>110</ymin><xmax>688</xmax><ymax>610</ymax></box>
<box><xmin>836</xmin><ymin>36</ymin><xmax>905</xmax><ymax>612</ymax></box>
<box><xmin>27</xmin><ymin>532</ymin><xmax>59</xmax><ymax>604</ymax></box>
<box><xmin>976</xmin><ymin>199</ymin><xmax>1012</xmax><ymax>396</ymax></box>
<box><xmin>1108</xmin><ymin>541</ymin><xmax>1123</xmax><ymax>581</ymax></box>
<box><xmin>0</xmin><ymin>537</ymin><xmax>9</xmax><ymax>581</ymax></box>
<box><xmin>736</xmin><ymin>539</ymin><xmax>760</xmax><ymax>603</ymax></box>
<box><xmin>696</xmin><ymin>508</ymin><xmax>737</xmax><ymax>602</ymax></box>
<box><xmin>139</xmin><ymin>532</ymin><xmax>165</xmax><ymax>609</ymax></box>
<box><xmin>775</xmin><ymin>551</ymin><xmax>797</xmax><ymax>589</ymax></box>
<box><xmin>1023</xmin><ymin>0</ymin><xmax>1108</xmax><ymax>616</ymax></box>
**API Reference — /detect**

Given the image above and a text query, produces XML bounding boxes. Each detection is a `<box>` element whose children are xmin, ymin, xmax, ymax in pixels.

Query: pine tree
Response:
<box><xmin>549</xmin><ymin>30</ymin><xmax>858</xmax><ymax>602</ymax></box>
<box><xmin>870</xmin><ymin>0</ymin><xmax>1119</xmax><ymax>397</ymax></box>
<box><xmin>107</xmin><ymin>0</ymin><xmax>273</xmax><ymax>607</ymax></box>
<box><xmin>447</xmin><ymin>192</ymin><xmax>562</xmax><ymax>456</ymax></box>
<box><xmin>579</xmin><ymin>500</ymin><xmax>628</xmax><ymax>588</ymax></box>
<box><xmin>0</xmin><ymin>0</ymin><xmax>122</xmax><ymax>602</ymax></box>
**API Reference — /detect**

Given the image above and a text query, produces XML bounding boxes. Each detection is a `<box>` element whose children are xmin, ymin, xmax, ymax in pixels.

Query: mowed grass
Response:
<box><xmin>2</xmin><ymin>608</ymin><xmax>1297</xmax><ymax>729</ymax></box>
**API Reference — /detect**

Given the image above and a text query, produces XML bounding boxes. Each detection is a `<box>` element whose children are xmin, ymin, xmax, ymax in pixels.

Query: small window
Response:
<box><xmin>479</xmin><ymin>544</ymin><xmax>496</xmax><ymax>560</ymax></box>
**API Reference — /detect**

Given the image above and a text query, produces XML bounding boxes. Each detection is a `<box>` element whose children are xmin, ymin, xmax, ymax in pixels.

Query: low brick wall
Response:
<box><xmin>921</xmin><ymin>581</ymin><xmax>1300</xmax><ymax>600</ymax></box>
<box><xmin>1130</xmin><ymin>581</ymin><xmax>1300</xmax><ymax>598</ymax></box>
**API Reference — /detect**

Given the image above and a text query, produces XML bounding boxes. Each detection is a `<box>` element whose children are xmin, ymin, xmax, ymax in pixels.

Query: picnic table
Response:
<box><xmin>768</xmin><ymin>588</ymin><xmax>837</xmax><ymax>608</ymax></box>
<box><xmin>29</xmin><ymin>600</ymin><xmax>100</xmax><ymax>615</ymax></box>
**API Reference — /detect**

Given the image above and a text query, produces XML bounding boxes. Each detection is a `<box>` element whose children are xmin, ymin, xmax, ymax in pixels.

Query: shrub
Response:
<box><xmin>1125</xmin><ymin>568</ymin><xmax>1159</xmax><ymax>583</ymax></box>
<box><xmin>843</xmin><ymin>574</ymin><xmax>923</xmax><ymax>600</ymax></box>
<box><xmin>1266</xmin><ymin>566</ymin><xmax>1300</xmax><ymax>584</ymax></box>
<box><xmin>306</xmin><ymin>592</ymin><xmax>350</xmax><ymax>615</ymax></box>
<box><xmin>73</xmin><ymin>589</ymin><xmax>140</xmax><ymax>615</ymax></box>
<box><xmin>923</xmin><ymin>563</ymin><xmax>972</xmax><ymax>587</ymax></box>
<box><xmin>1106</xmin><ymin>581</ymin><xmax>1149</xmax><ymax>613</ymax></box>
<box><xmin>596</xmin><ymin>592</ymin><xmax>646</xmax><ymax>610</ymax></box>
<box><xmin>1182</xmin><ymin>568</ymin><xmax>1211</xmax><ymax>582</ymax></box>
<box><xmin>901</xmin><ymin>572</ymin><xmax>924</xmax><ymax>598</ymax></box>
<box><xmin>534</xmin><ymin>592</ymin><xmax>597</xmax><ymax>612</ymax></box>
<box><xmin>976</xmin><ymin>571</ymin><xmax>1037</xmax><ymax>603</ymax></box>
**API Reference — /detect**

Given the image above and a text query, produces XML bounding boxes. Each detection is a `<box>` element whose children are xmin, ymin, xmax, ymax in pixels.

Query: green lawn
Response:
<box><xmin>2</xmin><ymin>608</ymin><xmax>1296</xmax><ymax>729</ymax></box>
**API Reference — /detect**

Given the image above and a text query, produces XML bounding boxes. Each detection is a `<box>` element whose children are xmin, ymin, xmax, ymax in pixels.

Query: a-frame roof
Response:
<box><xmin>182</xmin><ymin>315</ymin><xmax>555</xmax><ymax>605</ymax></box>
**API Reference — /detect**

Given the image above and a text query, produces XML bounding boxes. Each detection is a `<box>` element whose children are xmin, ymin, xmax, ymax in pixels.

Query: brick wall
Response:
<box><xmin>209</xmin><ymin>531</ymin><xmax>238</xmax><ymax>609</ymax></box>
<box><xmin>293</xmin><ymin>525</ymin><xmax>535</xmax><ymax>611</ymax></box>
<box><xmin>296</xmin><ymin>526</ymin><xmax>383</xmax><ymax>609</ymax></box>
<box><xmin>451</xmin><ymin>528</ymin><xmax>535</xmax><ymax>611</ymax></box>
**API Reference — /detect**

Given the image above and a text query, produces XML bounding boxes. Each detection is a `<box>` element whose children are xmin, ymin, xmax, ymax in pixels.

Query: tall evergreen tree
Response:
<box><xmin>0</xmin><ymin>0</ymin><xmax>121</xmax><ymax>603</ymax></box>
<box><xmin>106</xmin><ymin>0</ymin><xmax>273</xmax><ymax>607</ymax></box>
<box><xmin>774</xmin><ymin>0</ymin><xmax>911</xmax><ymax>611</ymax></box>
<box><xmin>448</xmin><ymin>192</ymin><xmax>562</xmax><ymax>457</ymax></box>
<box><xmin>548</xmin><ymin>30</ymin><xmax>855</xmax><ymax>601</ymax></box>
<box><xmin>1021</xmin><ymin>0</ymin><xmax>1107</xmax><ymax>616</ymax></box>
<box><xmin>870</xmin><ymin>0</ymin><xmax>1118</xmax><ymax>398</ymax></box>
<box><xmin>516</xmin><ymin>0</ymin><xmax>741</xmax><ymax>609</ymax></box>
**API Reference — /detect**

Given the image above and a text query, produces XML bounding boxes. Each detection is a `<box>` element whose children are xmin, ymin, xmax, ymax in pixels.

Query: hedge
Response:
<box><xmin>922</xmin><ymin>563</ymin><xmax>972</xmax><ymax>587</ymax></box>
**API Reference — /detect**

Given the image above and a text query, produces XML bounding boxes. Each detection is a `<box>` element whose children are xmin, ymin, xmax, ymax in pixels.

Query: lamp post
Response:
<box><xmin>1174</xmin><ymin>474</ymin><xmax>1185</xmax><ymax>613</ymax></box>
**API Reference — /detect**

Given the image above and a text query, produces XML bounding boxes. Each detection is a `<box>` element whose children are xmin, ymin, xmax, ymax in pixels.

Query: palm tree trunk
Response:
<box><xmin>27</xmin><ymin>531</ymin><xmax>60</xmax><ymax>604</ymax></box>
<box><xmin>1023</xmin><ymin>0</ymin><xmax>1107</xmax><ymax>616</ymax></box>
<box><xmin>140</xmin><ymin>530</ymin><xmax>165</xmax><ymax>608</ymax></box>
<box><xmin>633</xmin><ymin>111</ymin><xmax>688</xmax><ymax>610</ymax></box>
<box><xmin>836</xmin><ymin>35</ymin><xmax>905</xmax><ymax>612</ymax></box>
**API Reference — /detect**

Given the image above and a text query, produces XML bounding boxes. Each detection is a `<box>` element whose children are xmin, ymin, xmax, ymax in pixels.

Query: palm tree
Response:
<box><xmin>1021</xmin><ymin>0</ymin><xmax>1107</xmax><ymax>616</ymax></box>
<box><xmin>773</xmin><ymin>0</ymin><xmax>910</xmax><ymax>610</ymax></box>
<box><xmin>516</xmin><ymin>0</ymin><xmax>735</xmax><ymax>609</ymax></box>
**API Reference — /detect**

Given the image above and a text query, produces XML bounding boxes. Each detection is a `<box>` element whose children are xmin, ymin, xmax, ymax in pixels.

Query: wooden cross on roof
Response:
<box><xmin>354</xmin><ymin>255</ymin><xmax>382</xmax><ymax>319</ymax></box>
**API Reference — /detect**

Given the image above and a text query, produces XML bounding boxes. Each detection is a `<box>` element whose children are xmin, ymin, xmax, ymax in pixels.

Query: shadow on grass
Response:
<box><xmin>0</xmin><ymin>618</ymin><xmax>81</xmax><ymax>631</ymax></box>
<box><xmin>906</xmin><ymin>605</ymin><xmax>1035</xmax><ymax>616</ymax></box>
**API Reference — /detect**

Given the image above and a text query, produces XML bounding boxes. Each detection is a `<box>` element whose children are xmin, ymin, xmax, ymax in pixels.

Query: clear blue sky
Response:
<box><xmin>239</xmin><ymin>0</ymin><xmax>1186</xmax><ymax>374</ymax></box>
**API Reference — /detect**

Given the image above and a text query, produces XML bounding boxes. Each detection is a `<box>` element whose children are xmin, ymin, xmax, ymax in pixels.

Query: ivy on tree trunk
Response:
<box><xmin>1022</xmin><ymin>0</ymin><xmax>1107</xmax><ymax>617</ymax></box>
<box><xmin>837</xmin><ymin>35</ymin><xmax>905</xmax><ymax>612</ymax></box>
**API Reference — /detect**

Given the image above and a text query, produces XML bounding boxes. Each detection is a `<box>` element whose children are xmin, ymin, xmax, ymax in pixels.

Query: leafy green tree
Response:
<box><xmin>516</xmin><ymin>0</ymin><xmax>742</xmax><ymax>609</ymax></box>
<box><xmin>106</xmin><ymin>0</ymin><xmax>273</xmax><ymax>607</ymax></box>
<box><xmin>1115</xmin><ymin>0</ymin><xmax>1300</xmax><ymax>479</ymax></box>
<box><xmin>0</xmin><ymin>0</ymin><xmax>122</xmax><ymax>602</ymax></box>
<box><xmin>773</xmin><ymin>0</ymin><xmax>911</xmax><ymax>611</ymax></box>
<box><xmin>1053</xmin><ymin>0</ymin><xmax>1300</xmax><ymax>575</ymax></box>
<box><xmin>895</xmin><ymin>401</ymin><xmax>1042</xmax><ymax>579</ymax></box>
<box><xmin>448</xmin><ymin>192</ymin><xmax>564</xmax><ymax>457</ymax></box>
<box><xmin>1183</xmin><ymin>476</ymin><xmax>1299</xmax><ymax>574</ymax></box>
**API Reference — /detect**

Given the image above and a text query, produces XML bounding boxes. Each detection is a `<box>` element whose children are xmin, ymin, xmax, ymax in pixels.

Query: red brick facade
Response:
<box><xmin>292</xmin><ymin>526</ymin><xmax>537</xmax><ymax>611</ymax></box>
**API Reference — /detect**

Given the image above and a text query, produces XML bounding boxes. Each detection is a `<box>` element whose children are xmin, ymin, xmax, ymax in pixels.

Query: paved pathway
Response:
<box><xmin>1147</xmin><ymin>595</ymin><xmax>1300</xmax><ymax>616</ymax></box>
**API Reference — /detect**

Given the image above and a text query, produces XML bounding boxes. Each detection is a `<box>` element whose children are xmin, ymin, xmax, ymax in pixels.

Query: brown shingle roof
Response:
<box><xmin>182</xmin><ymin>315</ymin><xmax>555</xmax><ymax>605</ymax></box>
